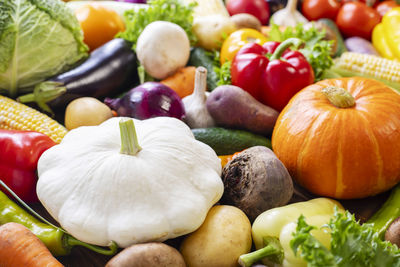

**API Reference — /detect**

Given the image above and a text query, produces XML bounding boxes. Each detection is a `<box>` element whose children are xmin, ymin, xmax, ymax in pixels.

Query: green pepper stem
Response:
<box><xmin>17</xmin><ymin>81</ymin><xmax>67</xmax><ymax>115</ymax></box>
<box><xmin>238</xmin><ymin>236</ymin><xmax>284</xmax><ymax>267</ymax></box>
<box><xmin>64</xmin><ymin>235</ymin><xmax>118</xmax><ymax>256</ymax></box>
<box><xmin>119</xmin><ymin>118</ymin><xmax>142</xmax><ymax>155</ymax></box>
<box><xmin>322</xmin><ymin>86</ymin><xmax>355</xmax><ymax>108</ymax></box>
<box><xmin>366</xmin><ymin>184</ymin><xmax>400</xmax><ymax>239</ymax></box>
<box><xmin>270</xmin><ymin>38</ymin><xmax>304</xmax><ymax>61</ymax></box>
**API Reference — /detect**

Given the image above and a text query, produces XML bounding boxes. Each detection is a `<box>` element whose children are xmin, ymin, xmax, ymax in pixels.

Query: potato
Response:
<box><xmin>106</xmin><ymin>242</ymin><xmax>186</xmax><ymax>267</ymax></box>
<box><xmin>180</xmin><ymin>205</ymin><xmax>252</xmax><ymax>267</ymax></box>
<box><xmin>206</xmin><ymin>85</ymin><xmax>279</xmax><ymax>136</ymax></box>
<box><xmin>65</xmin><ymin>97</ymin><xmax>113</xmax><ymax>130</ymax></box>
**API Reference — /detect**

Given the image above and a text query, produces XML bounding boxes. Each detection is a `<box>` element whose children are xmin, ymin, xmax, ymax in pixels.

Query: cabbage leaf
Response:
<box><xmin>0</xmin><ymin>0</ymin><xmax>88</xmax><ymax>97</ymax></box>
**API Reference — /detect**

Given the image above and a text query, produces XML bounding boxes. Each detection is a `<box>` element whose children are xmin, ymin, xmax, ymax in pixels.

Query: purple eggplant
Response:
<box><xmin>18</xmin><ymin>38</ymin><xmax>139</xmax><ymax>114</ymax></box>
<box><xmin>104</xmin><ymin>82</ymin><xmax>185</xmax><ymax>120</ymax></box>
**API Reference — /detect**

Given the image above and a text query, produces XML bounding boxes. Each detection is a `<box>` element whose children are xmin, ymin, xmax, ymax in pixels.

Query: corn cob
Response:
<box><xmin>331</xmin><ymin>52</ymin><xmax>400</xmax><ymax>91</ymax></box>
<box><xmin>0</xmin><ymin>95</ymin><xmax>67</xmax><ymax>143</ymax></box>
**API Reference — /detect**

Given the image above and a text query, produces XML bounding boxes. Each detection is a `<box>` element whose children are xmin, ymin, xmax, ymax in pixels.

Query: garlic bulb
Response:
<box><xmin>182</xmin><ymin>67</ymin><xmax>216</xmax><ymax>128</ymax></box>
<box><xmin>270</xmin><ymin>0</ymin><xmax>308</xmax><ymax>27</ymax></box>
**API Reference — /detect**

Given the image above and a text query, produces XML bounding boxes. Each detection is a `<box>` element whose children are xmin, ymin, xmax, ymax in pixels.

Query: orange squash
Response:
<box><xmin>272</xmin><ymin>77</ymin><xmax>400</xmax><ymax>199</ymax></box>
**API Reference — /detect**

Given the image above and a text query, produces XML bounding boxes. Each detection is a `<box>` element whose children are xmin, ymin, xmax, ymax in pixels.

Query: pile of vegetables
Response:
<box><xmin>2</xmin><ymin>0</ymin><xmax>400</xmax><ymax>266</ymax></box>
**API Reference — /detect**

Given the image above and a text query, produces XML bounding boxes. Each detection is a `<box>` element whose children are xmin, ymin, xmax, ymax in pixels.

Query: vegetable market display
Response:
<box><xmin>2</xmin><ymin>0</ymin><xmax>400</xmax><ymax>266</ymax></box>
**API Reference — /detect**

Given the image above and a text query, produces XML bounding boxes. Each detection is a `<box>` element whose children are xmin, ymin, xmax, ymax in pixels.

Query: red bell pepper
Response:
<box><xmin>0</xmin><ymin>130</ymin><xmax>56</xmax><ymax>203</ymax></box>
<box><xmin>231</xmin><ymin>38</ymin><xmax>315</xmax><ymax>112</ymax></box>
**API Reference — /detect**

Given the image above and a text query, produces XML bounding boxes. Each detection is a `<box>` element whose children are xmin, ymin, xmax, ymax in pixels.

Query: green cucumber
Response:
<box><xmin>192</xmin><ymin>127</ymin><xmax>271</xmax><ymax>155</ymax></box>
<box><xmin>188</xmin><ymin>47</ymin><xmax>219</xmax><ymax>91</ymax></box>
<box><xmin>318</xmin><ymin>18</ymin><xmax>347</xmax><ymax>58</ymax></box>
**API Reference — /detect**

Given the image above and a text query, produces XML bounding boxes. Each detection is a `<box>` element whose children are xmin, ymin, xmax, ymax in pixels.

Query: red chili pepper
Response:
<box><xmin>0</xmin><ymin>130</ymin><xmax>56</xmax><ymax>203</ymax></box>
<box><xmin>231</xmin><ymin>38</ymin><xmax>315</xmax><ymax>112</ymax></box>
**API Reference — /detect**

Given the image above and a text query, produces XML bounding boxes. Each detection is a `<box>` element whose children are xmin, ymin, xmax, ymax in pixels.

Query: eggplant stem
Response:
<box><xmin>17</xmin><ymin>81</ymin><xmax>67</xmax><ymax>115</ymax></box>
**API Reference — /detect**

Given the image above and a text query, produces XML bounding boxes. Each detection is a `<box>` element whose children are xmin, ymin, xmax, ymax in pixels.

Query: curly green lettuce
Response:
<box><xmin>268</xmin><ymin>23</ymin><xmax>334</xmax><ymax>81</ymax></box>
<box><xmin>118</xmin><ymin>0</ymin><xmax>197</xmax><ymax>49</ymax></box>
<box><xmin>291</xmin><ymin>210</ymin><xmax>400</xmax><ymax>267</ymax></box>
<box><xmin>0</xmin><ymin>0</ymin><xmax>88</xmax><ymax>97</ymax></box>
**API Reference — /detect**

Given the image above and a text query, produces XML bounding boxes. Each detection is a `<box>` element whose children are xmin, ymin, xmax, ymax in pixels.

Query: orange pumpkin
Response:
<box><xmin>272</xmin><ymin>77</ymin><xmax>400</xmax><ymax>199</ymax></box>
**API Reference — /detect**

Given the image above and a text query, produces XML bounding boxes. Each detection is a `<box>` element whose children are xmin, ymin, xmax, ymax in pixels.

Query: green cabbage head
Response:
<box><xmin>0</xmin><ymin>0</ymin><xmax>88</xmax><ymax>97</ymax></box>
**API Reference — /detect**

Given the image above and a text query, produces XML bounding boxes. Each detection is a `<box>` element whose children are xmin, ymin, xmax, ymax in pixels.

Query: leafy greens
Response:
<box><xmin>0</xmin><ymin>0</ymin><xmax>88</xmax><ymax>97</ymax></box>
<box><xmin>118</xmin><ymin>0</ymin><xmax>197</xmax><ymax>49</ymax></box>
<box><xmin>291</xmin><ymin>210</ymin><xmax>400</xmax><ymax>267</ymax></box>
<box><xmin>268</xmin><ymin>23</ymin><xmax>334</xmax><ymax>81</ymax></box>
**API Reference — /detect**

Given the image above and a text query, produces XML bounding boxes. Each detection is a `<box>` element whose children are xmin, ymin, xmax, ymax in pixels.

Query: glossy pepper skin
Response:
<box><xmin>0</xmin><ymin>187</ymin><xmax>118</xmax><ymax>256</ymax></box>
<box><xmin>372</xmin><ymin>7</ymin><xmax>400</xmax><ymax>60</ymax></box>
<box><xmin>231</xmin><ymin>38</ymin><xmax>314</xmax><ymax>112</ymax></box>
<box><xmin>240</xmin><ymin>198</ymin><xmax>345</xmax><ymax>267</ymax></box>
<box><xmin>0</xmin><ymin>130</ymin><xmax>56</xmax><ymax>203</ymax></box>
<box><xmin>220</xmin><ymin>28</ymin><xmax>268</xmax><ymax>64</ymax></box>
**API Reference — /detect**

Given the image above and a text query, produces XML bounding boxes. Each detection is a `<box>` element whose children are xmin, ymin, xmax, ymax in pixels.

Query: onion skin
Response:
<box><xmin>104</xmin><ymin>82</ymin><xmax>185</xmax><ymax>120</ymax></box>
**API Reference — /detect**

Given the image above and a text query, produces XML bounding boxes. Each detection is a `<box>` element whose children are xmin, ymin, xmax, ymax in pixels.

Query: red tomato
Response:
<box><xmin>226</xmin><ymin>0</ymin><xmax>270</xmax><ymax>25</ymax></box>
<box><xmin>301</xmin><ymin>0</ymin><xmax>341</xmax><ymax>21</ymax></box>
<box><xmin>375</xmin><ymin>0</ymin><xmax>399</xmax><ymax>17</ymax></box>
<box><xmin>75</xmin><ymin>3</ymin><xmax>125</xmax><ymax>51</ymax></box>
<box><xmin>336</xmin><ymin>2</ymin><xmax>381</xmax><ymax>39</ymax></box>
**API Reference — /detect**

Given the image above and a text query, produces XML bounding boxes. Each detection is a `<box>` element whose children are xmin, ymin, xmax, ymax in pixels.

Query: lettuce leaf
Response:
<box><xmin>268</xmin><ymin>23</ymin><xmax>334</xmax><ymax>81</ymax></box>
<box><xmin>118</xmin><ymin>0</ymin><xmax>197</xmax><ymax>49</ymax></box>
<box><xmin>0</xmin><ymin>0</ymin><xmax>88</xmax><ymax>97</ymax></box>
<box><xmin>291</xmin><ymin>210</ymin><xmax>400</xmax><ymax>267</ymax></box>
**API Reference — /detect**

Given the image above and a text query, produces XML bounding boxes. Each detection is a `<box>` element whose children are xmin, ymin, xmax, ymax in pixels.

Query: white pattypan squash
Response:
<box><xmin>37</xmin><ymin>117</ymin><xmax>223</xmax><ymax>248</ymax></box>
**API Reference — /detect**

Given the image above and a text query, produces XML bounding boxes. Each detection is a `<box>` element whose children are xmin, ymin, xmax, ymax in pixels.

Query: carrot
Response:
<box><xmin>161</xmin><ymin>66</ymin><xmax>196</xmax><ymax>98</ymax></box>
<box><xmin>0</xmin><ymin>222</ymin><xmax>63</xmax><ymax>267</ymax></box>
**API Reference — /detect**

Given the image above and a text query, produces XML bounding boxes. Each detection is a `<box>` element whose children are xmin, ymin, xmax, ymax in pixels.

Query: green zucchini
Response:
<box><xmin>188</xmin><ymin>47</ymin><xmax>219</xmax><ymax>91</ymax></box>
<box><xmin>192</xmin><ymin>127</ymin><xmax>271</xmax><ymax>155</ymax></box>
<box><xmin>318</xmin><ymin>18</ymin><xmax>347</xmax><ymax>58</ymax></box>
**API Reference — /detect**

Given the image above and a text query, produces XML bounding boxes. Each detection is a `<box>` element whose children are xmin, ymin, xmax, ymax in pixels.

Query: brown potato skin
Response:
<box><xmin>206</xmin><ymin>85</ymin><xmax>279</xmax><ymax>136</ymax></box>
<box><xmin>106</xmin><ymin>242</ymin><xmax>186</xmax><ymax>267</ymax></box>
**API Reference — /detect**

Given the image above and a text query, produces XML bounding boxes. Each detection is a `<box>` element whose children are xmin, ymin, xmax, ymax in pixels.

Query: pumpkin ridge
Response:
<box><xmin>335</xmin><ymin>113</ymin><xmax>344</xmax><ymax>197</ymax></box>
<box><xmin>359</xmin><ymin>111</ymin><xmax>384</xmax><ymax>192</ymax></box>
<box><xmin>297</xmin><ymin>110</ymin><xmax>335</xmax><ymax>195</ymax></box>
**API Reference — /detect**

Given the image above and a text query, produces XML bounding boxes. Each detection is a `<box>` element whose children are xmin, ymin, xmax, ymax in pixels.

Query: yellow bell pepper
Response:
<box><xmin>220</xmin><ymin>28</ymin><xmax>268</xmax><ymax>64</ymax></box>
<box><xmin>372</xmin><ymin>7</ymin><xmax>400</xmax><ymax>60</ymax></box>
<box><xmin>239</xmin><ymin>198</ymin><xmax>345</xmax><ymax>267</ymax></box>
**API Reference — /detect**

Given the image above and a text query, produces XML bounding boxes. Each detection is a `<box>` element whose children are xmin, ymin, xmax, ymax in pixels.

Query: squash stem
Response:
<box><xmin>238</xmin><ymin>236</ymin><xmax>283</xmax><ymax>267</ymax></box>
<box><xmin>119</xmin><ymin>118</ymin><xmax>142</xmax><ymax>155</ymax></box>
<box><xmin>322</xmin><ymin>86</ymin><xmax>355</xmax><ymax>108</ymax></box>
<box><xmin>322</xmin><ymin>86</ymin><xmax>356</xmax><ymax>108</ymax></box>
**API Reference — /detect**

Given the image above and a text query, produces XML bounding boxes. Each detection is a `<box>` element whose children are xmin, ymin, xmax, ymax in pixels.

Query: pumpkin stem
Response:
<box><xmin>119</xmin><ymin>118</ymin><xmax>142</xmax><ymax>155</ymax></box>
<box><xmin>322</xmin><ymin>86</ymin><xmax>355</xmax><ymax>108</ymax></box>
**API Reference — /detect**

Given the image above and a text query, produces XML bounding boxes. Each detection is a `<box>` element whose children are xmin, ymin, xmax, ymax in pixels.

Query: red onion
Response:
<box><xmin>104</xmin><ymin>82</ymin><xmax>185</xmax><ymax>120</ymax></box>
